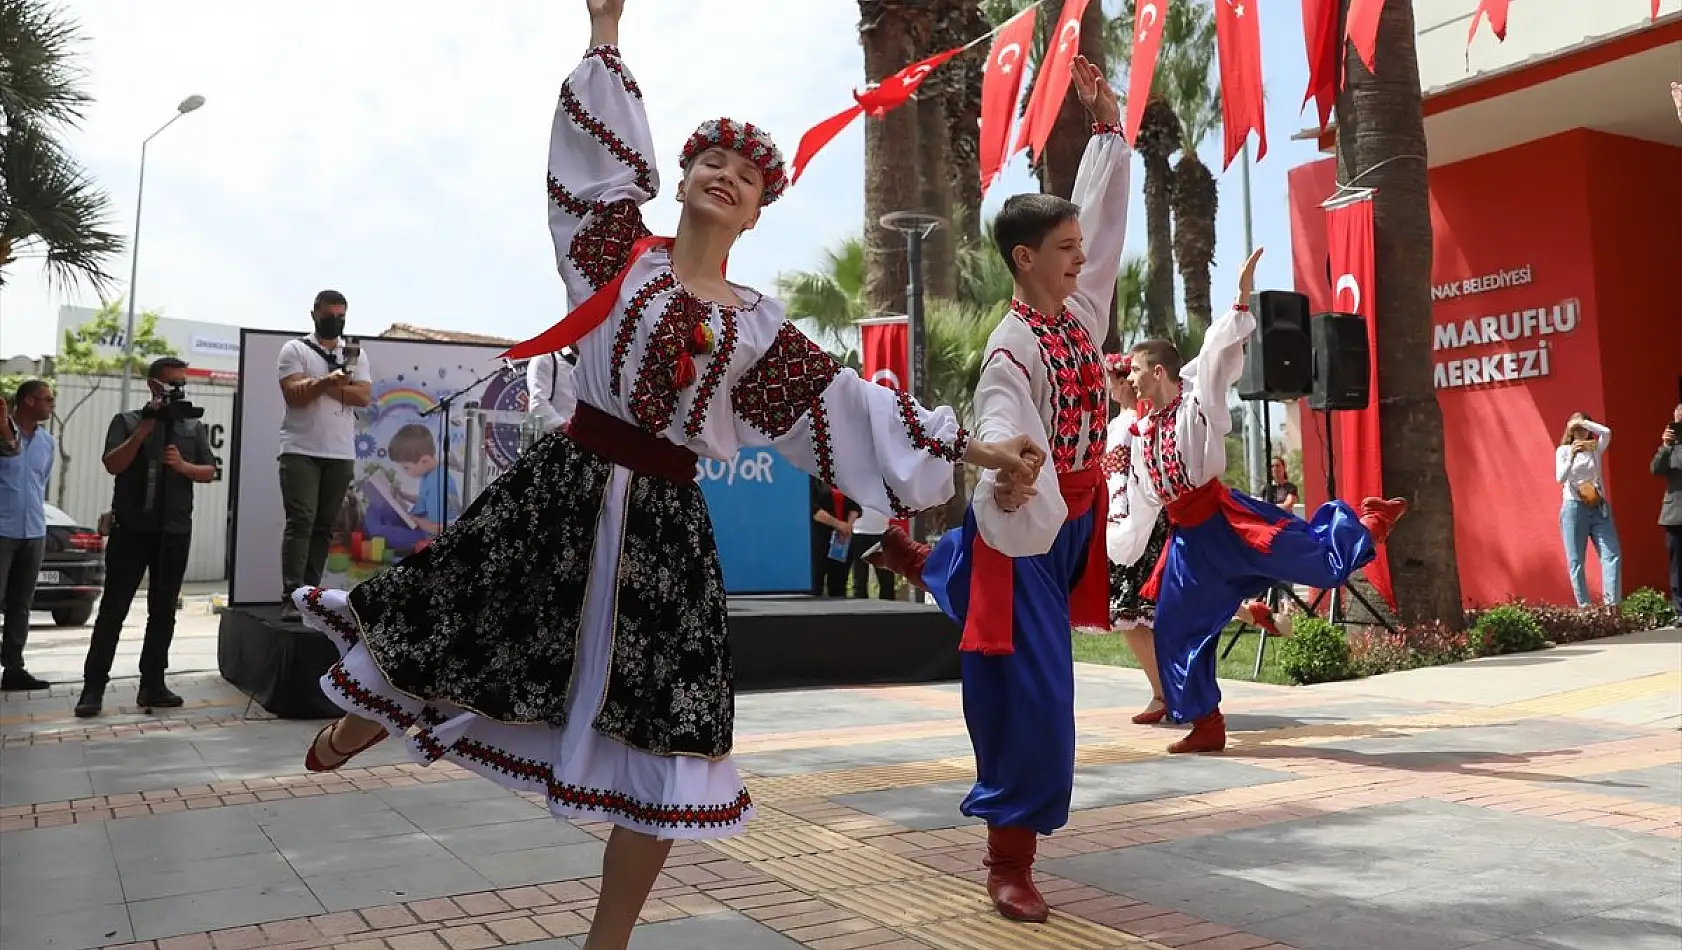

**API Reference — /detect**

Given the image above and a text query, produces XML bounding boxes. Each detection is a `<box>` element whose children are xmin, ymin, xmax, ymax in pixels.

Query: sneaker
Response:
<box><xmin>0</xmin><ymin>668</ymin><xmax>50</xmax><ymax>692</ymax></box>
<box><xmin>74</xmin><ymin>684</ymin><xmax>104</xmax><ymax>718</ymax></box>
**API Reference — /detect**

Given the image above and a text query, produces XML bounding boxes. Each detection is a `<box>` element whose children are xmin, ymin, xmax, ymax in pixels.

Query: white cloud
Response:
<box><xmin>2</xmin><ymin>0</ymin><xmax>1322</xmax><ymax>365</ymax></box>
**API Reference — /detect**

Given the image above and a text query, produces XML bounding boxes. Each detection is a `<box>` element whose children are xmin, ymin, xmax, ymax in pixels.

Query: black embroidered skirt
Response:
<box><xmin>295</xmin><ymin>430</ymin><xmax>753</xmax><ymax>838</ymax></box>
<box><xmin>1109</xmin><ymin>509</ymin><xmax>1171</xmax><ymax>629</ymax></box>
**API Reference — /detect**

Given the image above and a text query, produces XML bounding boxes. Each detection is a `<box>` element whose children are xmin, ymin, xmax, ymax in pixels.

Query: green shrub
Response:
<box><xmin>1278</xmin><ymin>617</ymin><xmax>1353</xmax><ymax>685</ymax></box>
<box><xmin>1621</xmin><ymin>588</ymin><xmax>1678</xmax><ymax>631</ymax></box>
<box><xmin>1473</xmin><ymin>604</ymin><xmax>1546</xmax><ymax>655</ymax></box>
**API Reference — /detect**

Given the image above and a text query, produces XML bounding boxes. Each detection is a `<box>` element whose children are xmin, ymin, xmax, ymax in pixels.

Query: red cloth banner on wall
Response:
<box><xmin>1325</xmin><ymin>197</ymin><xmax>1395</xmax><ymax>608</ymax></box>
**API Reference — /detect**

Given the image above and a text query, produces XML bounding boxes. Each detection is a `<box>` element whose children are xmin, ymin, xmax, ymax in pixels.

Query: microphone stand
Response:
<box><xmin>420</xmin><ymin>363</ymin><xmax>508</xmax><ymax>531</ymax></box>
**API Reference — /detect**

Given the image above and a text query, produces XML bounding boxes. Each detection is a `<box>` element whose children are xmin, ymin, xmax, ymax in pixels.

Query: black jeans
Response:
<box><xmin>848</xmin><ymin>533</ymin><xmax>895</xmax><ymax>599</ymax></box>
<box><xmin>1667</xmin><ymin>525</ymin><xmax>1682</xmax><ymax>615</ymax></box>
<box><xmin>278</xmin><ymin>454</ymin><xmax>355</xmax><ymax>600</ymax></box>
<box><xmin>83</xmin><ymin>527</ymin><xmax>190</xmax><ymax>686</ymax></box>
<box><xmin>0</xmin><ymin>537</ymin><xmax>45</xmax><ymax>671</ymax></box>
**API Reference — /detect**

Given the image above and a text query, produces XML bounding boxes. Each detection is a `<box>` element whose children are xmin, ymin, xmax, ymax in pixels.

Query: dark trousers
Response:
<box><xmin>1668</xmin><ymin>525</ymin><xmax>1682</xmax><ymax>614</ymax></box>
<box><xmin>278</xmin><ymin>453</ymin><xmax>355</xmax><ymax>600</ymax></box>
<box><xmin>849</xmin><ymin>533</ymin><xmax>895</xmax><ymax>600</ymax></box>
<box><xmin>82</xmin><ymin>527</ymin><xmax>191</xmax><ymax>686</ymax></box>
<box><xmin>0</xmin><ymin>537</ymin><xmax>45</xmax><ymax>671</ymax></box>
<box><xmin>812</xmin><ymin>539</ymin><xmax>849</xmax><ymax>597</ymax></box>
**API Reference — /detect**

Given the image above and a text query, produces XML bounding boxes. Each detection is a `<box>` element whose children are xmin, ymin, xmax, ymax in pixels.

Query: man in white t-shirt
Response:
<box><xmin>525</xmin><ymin>349</ymin><xmax>578</xmax><ymax>435</ymax></box>
<box><xmin>276</xmin><ymin>290</ymin><xmax>372</xmax><ymax>618</ymax></box>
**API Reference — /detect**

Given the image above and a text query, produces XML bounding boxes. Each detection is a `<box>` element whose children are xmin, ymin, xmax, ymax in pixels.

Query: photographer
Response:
<box><xmin>74</xmin><ymin>359</ymin><xmax>215</xmax><ymax>717</ymax></box>
<box><xmin>1655</xmin><ymin>404</ymin><xmax>1682</xmax><ymax>615</ymax></box>
<box><xmin>277</xmin><ymin>290</ymin><xmax>371</xmax><ymax>619</ymax></box>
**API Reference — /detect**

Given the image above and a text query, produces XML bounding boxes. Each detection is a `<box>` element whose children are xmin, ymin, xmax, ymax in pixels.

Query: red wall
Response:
<box><xmin>1289</xmin><ymin>129</ymin><xmax>1682</xmax><ymax>608</ymax></box>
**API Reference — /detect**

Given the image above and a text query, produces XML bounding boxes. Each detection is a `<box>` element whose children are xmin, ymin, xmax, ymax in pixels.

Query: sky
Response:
<box><xmin>0</xmin><ymin>0</ymin><xmax>1329</xmax><ymax>361</ymax></box>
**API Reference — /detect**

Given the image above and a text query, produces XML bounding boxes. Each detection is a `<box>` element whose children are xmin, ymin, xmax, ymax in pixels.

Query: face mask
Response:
<box><xmin>315</xmin><ymin>315</ymin><xmax>346</xmax><ymax>339</ymax></box>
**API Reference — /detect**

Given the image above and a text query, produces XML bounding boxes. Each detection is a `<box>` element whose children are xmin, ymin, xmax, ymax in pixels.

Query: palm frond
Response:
<box><xmin>0</xmin><ymin>0</ymin><xmax>95</xmax><ymax>130</ymax></box>
<box><xmin>0</xmin><ymin>118</ymin><xmax>124</xmax><ymax>291</ymax></box>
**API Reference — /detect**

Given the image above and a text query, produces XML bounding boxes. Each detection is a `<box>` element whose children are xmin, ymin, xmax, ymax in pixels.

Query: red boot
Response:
<box><xmin>984</xmin><ymin>825</ymin><xmax>1049</xmax><ymax>923</ymax></box>
<box><xmin>861</xmin><ymin>525</ymin><xmax>931</xmax><ymax>591</ymax></box>
<box><xmin>1167</xmin><ymin>709</ymin><xmax>1226</xmax><ymax>754</ymax></box>
<box><xmin>1359</xmin><ymin>496</ymin><xmax>1409</xmax><ymax>545</ymax></box>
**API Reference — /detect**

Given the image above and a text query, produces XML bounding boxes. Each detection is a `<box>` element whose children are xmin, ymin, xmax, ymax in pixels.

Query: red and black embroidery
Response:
<box><xmin>629</xmin><ymin>290</ymin><xmax>715</xmax><ymax>432</ymax></box>
<box><xmin>546</xmin><ymin>173</ymin><xmax>593</xmax><ymax>220</ymax></box>
<box><xmin>891</xmin><ymin>388</ymin><xmax>967</xmax><ymax>463</ymax></box>
<box><xmin>682</xmin><ymin>309</ymin><xmax>740</xmax><ymax>440</ymax></box>
<box><xmin>610</xmin><ymin>272</ymin><xmax>676</xmax><ymax>397</ymax></box>
<box><xmin>1091</xmin><ymin>121</ymin><xmax>1126</xmax><ymax>137</ymax></box>
<box><xmin>569</xmin><ymin>198</ymin><xmax>652</xmax><ymax>292</ymax></box>
<box><xmin>559</xmin><ymin>80</ymin><xmax>655</xmax><ymax>196</ymax></box>
<box><xmin>585</xmin><ymin>44</ymin><xmax>642</xmax><ymax>99</ymax></box>
<box><xmin>730</xmin><ymin>321</ymin><xmax>842</xmax><ymax>441</ymax></box>
<box><xmin>809</xmin><ymin>400</ymin><xmax>836</xmax><ymax>486</ymax></box>
<box><xmin>1010</xmin><ymin>300</ymin><xmax>1106</xmax><ymax>472</ymax></box>
<box><xmin>1139</xmin><ymin>396</ymin><xmax>1198</xmax><ymax>502</ymax></box>
<box><xmin>987</xmin><ymin>347</ymin><xmax>1032</xmax><ymax>381</ymax></box>
<box><xmin>885</xmin><ymin>484</ymin><xmax>913</xmax><ymax>519</ymax></box>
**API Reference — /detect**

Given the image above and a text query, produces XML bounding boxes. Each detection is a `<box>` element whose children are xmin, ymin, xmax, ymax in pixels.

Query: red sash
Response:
<box><xmin>504</xmin><ymin>236</ymin><xmax>672</xmax><ymax>362</ymax></box>
<box><xmin>960</xmin><ymin>467</ymin><xmax>1110</xmax><ymax>656</ymax></box>
<box><xmin>565</xmin><ymin>402</ymin><xmax>697</xmax><ymax>482</ymax></box>
<box><xmin>1139</xmin><ymin>479</ymin><xmax>1289</xmax><ymax>601</ymax></box>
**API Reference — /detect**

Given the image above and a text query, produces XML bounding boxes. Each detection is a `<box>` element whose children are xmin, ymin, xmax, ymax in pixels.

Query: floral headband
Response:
<box><xmin>679</xmin><ymin>118</ymin><xmax>789</xmax><ymax>207</ymax></box>
<box><xmin>1104</xmin><ymin>353</ymin><xmax>1132</xmax><ymax>374</ymax></box>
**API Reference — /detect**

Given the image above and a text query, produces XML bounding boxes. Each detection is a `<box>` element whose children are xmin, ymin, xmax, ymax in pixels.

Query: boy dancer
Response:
<box><xmin>866</xmin><ymin>56</ymin><xmax>1128</xmax><ymax>924</ymax></box>
<box><xmin>1118</xmin><ymin>249</ymin><xmax>1408</xmax><ymax>754</ymax></box>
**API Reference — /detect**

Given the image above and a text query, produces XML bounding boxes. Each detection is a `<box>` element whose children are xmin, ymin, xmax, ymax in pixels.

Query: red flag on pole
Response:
<box><xmin>1466</xmin><ymin>0</ymin><xmax>1511</xmax><ymax>48</ymax></box>
<box><xmin>1345</xmin><ymin>0</ymin><xmax>1385</xmax><ymax>75</ymax></box>
<box><xmin>1016</xmin><ymin>0</ymin><xmax>1093</xmax><ymax>161</ymax></box>
<box><xmin>854</xmin><ymin>46</ymin><xmax>967</xmax><ymax>117</ymax></box>
<box><xmin>791</xmin><ymin>104</ymin><xmax>864</xmax><ymax>185</ymax></box>
<box><xmin>1300</xmin><ymin>0</ymin><xmax>1339</xmax><ymax>133</ymax></box>
<box><xmin>1215</xmin><ymin>0</ymin><xmax>1267</xmax><ymax>169</ymax></box>
<box><xmin>979</xmin><ymin>5</ymin><xmax>1037</xmax><ymax>194</ymax></box>
<box><xmin>860</xmin><ymin>317</ymin><xmax>909</xmax><ymax>391</ymax></box>
<box><xmin>1653</xmin><ymin>0</ymin><xmax>1661</xmax><ymax>19</ymax></box>
<box><xmin>1325</xmin><ymin>197</ymin><xmax>1394</xmax><ymax>608</ymax></box>
<box><xmin>1123</xmin><ymin>0</ymin><xmax>1167</xmax><ymax>146</ymax></box>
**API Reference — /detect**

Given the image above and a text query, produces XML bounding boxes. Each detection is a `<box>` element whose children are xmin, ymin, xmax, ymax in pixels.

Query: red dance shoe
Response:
<box><xmin>984</xmin><ymin>825</ymin><xmax>1049</xmax><ymax>923</ymax></box>
<box><xmin>1359</xmin><ymin>497</ymin><xmax>1409</xmax><ymax>545</ymax></box>
<box><xmin>1131</xmin><ymin>696</ymin><xmax>1168</xmax><ymax>725</ymax></box>
<box><xmin>1167</xmin><ymin>709</ymin><xmax>1226</xmax><ymax>754</ymax></box>
<box><xmin>1239</xmin><ymin>600</ymin><xmax>1289</xmax><ymax>638</ymax></box>
<box><xmin>861</xmin><ymin>525</ymin><xmax>931</xmax><ymax>591</ymax></box>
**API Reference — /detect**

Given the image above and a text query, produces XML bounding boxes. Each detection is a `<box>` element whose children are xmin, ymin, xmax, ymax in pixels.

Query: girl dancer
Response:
<box><xmin>292</xmin><ymin>3</ymin><xmax>1041</xmax><ymax>947</ymax></box>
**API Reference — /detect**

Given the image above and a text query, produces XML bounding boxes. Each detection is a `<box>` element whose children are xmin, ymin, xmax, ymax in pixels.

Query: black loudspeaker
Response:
<box><xmin>1236</xmin><ymin>291</ymin><xmax>1313</xmax><ymax>401</ymax></box>
<box><xmin>1309</xmin><ymin>312</ymin><xmax>1371</xmax><ymax>411</ymax></box>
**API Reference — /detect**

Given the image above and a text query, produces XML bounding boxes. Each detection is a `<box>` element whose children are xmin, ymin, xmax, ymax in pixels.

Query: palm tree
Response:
<box><xmin>1134</xmin><ymin>98</ymin><xmax>1181</xmax><ymax>340</ymax></box>
<box><xmin>1156</xmin><ymin>1</ymin><xmax>1221</xmax><ymax>333</ymax></box>
<box><xmin>858</xmin><ymin>1</ymin><xmax>924</xmax><ymax>315</ymax></box>
<box><xmin>915</xmin><ymin>4</ymin><xmax>961</xmax><ymax>301</ymax></box>
<box><xmin>0</xmin><ymin>0</ymin><xmax>124</xmax><ymax>292</ymax></box>
<box><xmin>776</xmin><ymin>237</ymin><xmax>868</xmax><ymax>356</ymax></box>
<box><xmin>937</xmin><ymin>2</ymin><xmax>990</xmax><ymax>255</ymax></box>
<box><xmin>1334</xmin><ymin>0</ymin><xmax>1462</xmax><ymax>625</ymax></box>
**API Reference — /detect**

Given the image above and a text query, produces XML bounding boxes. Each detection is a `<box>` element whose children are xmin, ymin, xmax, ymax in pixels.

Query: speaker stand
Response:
<box><xmin>1311</xmin><ymin>408</ymin><xmax>1400</xmax><ymax>636</ymax></box>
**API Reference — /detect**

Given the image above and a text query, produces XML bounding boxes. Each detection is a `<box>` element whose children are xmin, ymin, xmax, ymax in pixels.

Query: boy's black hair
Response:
<box><xmin>993</xmin><ymin>193</ymin><xmax>1081</xmax><ymax>276</ymax></box>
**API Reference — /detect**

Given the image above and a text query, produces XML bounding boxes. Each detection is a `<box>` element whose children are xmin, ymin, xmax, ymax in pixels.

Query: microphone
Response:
<box><xmin>342</xmin><ymin>338</ymin><xmax>362</xmax><ymax>374</ymax></box>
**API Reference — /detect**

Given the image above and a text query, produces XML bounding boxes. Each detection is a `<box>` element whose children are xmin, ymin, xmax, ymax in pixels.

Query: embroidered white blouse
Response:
<box><xmin>969</xmin><ymin>130</ymin><xmax>1133</xmax><ymax>557</ymax></box>
<box><xmin>546</xmin><ymin>45</ymin><xmax>966</xmax><ymax>516</ymax></box>
<box><xmin>1556</xmin><ymin>420</ymin><xmax>1611</xmax><ymax>504</ymax></box>
<box><xmin>1103</xmin><ymin>409</ymin><xmax>1157</xmax><ymax>567</ymax></box>
<box><xmin>1109</xmin><ymin>305</ymin><xmax>1257</xmax><ymax>566</ymax></box>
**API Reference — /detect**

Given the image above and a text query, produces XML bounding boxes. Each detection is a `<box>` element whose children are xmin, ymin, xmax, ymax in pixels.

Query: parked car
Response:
<box><xmin>31</xmin><ymin>503</ymin><xmax>106</xmax><ymax>627</ymax></box>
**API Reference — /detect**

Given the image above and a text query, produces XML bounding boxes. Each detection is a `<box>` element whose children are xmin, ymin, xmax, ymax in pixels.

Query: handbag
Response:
<box><xmin>1575</xmin><ymin>480</ymin><xmax>1602</xmax><ymax>507</ymax></box>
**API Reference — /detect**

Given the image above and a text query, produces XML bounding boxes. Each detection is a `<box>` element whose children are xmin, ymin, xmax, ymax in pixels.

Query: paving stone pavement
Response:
<box><xmin>1</xmin><ymin>615</ymin><xmax>1679</xmax><ymax>950</ymax></box>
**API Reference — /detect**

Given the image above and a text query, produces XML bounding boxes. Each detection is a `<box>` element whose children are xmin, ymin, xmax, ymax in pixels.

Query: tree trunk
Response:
<box><xmin>916</xmin><ymin>70</ymin><xmax>957</xmax><ymax>301</ymax></box>
<box><xmin>1036</xmin><ymin>0</ymin><xmax>1110</xmax><ymax>198</ymax></box>
<box><xmin>1137</xmin><ymin>99</ymin><xmax>1182</xmax><ymax>340</ymax></box>
<box><xmin>1335</xmin><ymin>0</ymin><xmax>1463</xmax><ymax>626</ymax></box>
<box><xmin>941</xmin><ymin>2</ymin><xmax>988</xmax><ymax>254</ymax></box>
<box><xmin>860</xmin><ymin>4</ymin><xmax>922</xmax><ymax>315</ymax></box>
<box><xmin>1171</xmin><ymin>150</ymin><xmax>1217</xmax><ymax>332</ymax></box>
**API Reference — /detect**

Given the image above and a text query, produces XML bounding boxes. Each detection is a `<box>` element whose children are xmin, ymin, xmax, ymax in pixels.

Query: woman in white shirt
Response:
<box><xmin>1556</xmin><ymin>413</ymin><xmax>1622</xmax><ymax>606</ymax></box>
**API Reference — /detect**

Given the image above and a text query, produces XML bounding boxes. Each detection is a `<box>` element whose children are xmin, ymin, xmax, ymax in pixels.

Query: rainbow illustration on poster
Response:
<box><xmin>371</xmin><ymin>385</ymin><xmax>436</xmax><ymax>420</ymax></box>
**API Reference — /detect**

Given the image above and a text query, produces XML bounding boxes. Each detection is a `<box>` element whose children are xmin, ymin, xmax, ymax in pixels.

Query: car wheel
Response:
<box><xmin>53</xmin><ymin>605</ymin><xmax>94</xmax><ymax>627</ymax></box>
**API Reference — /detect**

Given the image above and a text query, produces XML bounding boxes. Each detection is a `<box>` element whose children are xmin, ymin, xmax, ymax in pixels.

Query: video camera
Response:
<box><xmin>142</xmin><ymin>379</ymin><xmax>205</xmax><ymax>421</ymax></box>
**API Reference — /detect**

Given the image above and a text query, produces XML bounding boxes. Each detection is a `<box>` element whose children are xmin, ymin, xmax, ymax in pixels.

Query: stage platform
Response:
<box><xmin>218</xmin><ymin>594</ymin><xmax>960</xmax><ymax>719</ymax></box>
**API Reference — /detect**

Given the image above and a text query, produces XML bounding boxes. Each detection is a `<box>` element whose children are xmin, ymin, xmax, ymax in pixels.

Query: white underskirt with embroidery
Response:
<box><xmin>296</xmin><ymin>465</ymin><xmax>754</xmax><ymax>840</ymax></box>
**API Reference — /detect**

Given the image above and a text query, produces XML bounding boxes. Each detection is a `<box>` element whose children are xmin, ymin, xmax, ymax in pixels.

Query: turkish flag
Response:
<box><xmin>791</xmin><ymin>104</ymin><xmax>864</xmax><ymax>184</ymax></box>
<box><xmin>1467</xmin><ymin>0</ymin><xmax>1510</xmax><ymax>47</ymax></box>
<box><xmin>1325</xmin><ymin>198</ymin><xmax>1394</xmax><ymax>608</ymax></box>
<box><xmin>1124</xmin><ymin>0</ymin><xmax>1167</xmax><ymax>146</ymax></box>
<box><xmin>1016</xmin><ymin>0</ymin><xmax>1092</xmax><ymax>161</ymax></box>
<box><xmin>1300</xmin><ymin>0</ymin><xmax>1339</xmax><ymax>133</ymax></box>
<box><xmin>1345</xmin><ymin>0</ymin><xmax>1385</xmax><ymax>74</ymax></box>
<box><xmin>979</xmin><ymin>5</ymin><xmax>1037</xmax><ymax>194</ymax></box>
<box><xmin>855</xmin><ymin>46</ymin><xmax>967</xmax><ymax>117</ymax></box>
<box><xmin>860</xmin><ymin>317</ymin><xmax>909</xmax><ymax>392</ymax></box>
<box><xmin>1656</xmin><ymin>0</ymin><xmax>1663</xmax><ymax>20</ymax></box>
<box><xmin>1215</xmin><ymin>0</ymin><xmax>1267</xmax><ymax>169</ymax></box>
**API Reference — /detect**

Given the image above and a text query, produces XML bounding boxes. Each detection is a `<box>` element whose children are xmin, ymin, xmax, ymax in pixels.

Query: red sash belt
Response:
<box><xmin>960</xmin><ymin>467</ymin><xmax>1111</xmax><ymax>656</ymax></box>
<box><xmin>565</xmin><ymin>401</ymin><xmax>698</xmax><ymax>483</ymax></box>
<box><xmin>1139</xmin><ymin>478</ymin><xmax>1288</xmax><ymax>601</ymax></box>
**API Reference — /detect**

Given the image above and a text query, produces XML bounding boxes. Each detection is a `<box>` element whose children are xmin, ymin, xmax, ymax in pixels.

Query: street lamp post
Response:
<box><xmin>118</xmin><ymin>94</ymin><xmax>205</xmax><ymax>410</ymax></box>
<box><xmin>879</xmin><ymin>211</ymin><xmax>944</xmax><ymax>601</ymax></box>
